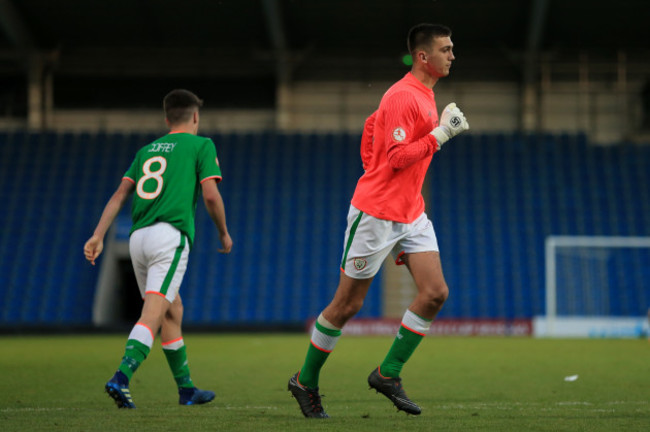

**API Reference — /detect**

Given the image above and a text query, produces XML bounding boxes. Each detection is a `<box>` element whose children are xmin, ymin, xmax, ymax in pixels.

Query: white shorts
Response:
<box><xmin>129</xmin><ymin>222</ymin><xmax>190</xmax><ymax>303</ymax></box>
<box><xmin>340</xmin><ymin>205</ymin><xmax>439</xmax><ymax>279</ymax></box>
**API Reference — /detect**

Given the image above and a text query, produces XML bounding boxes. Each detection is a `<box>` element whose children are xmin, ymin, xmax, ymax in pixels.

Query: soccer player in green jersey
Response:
<box><xmin>84</xmin><ymin>89</ymin><xmax>232</xmax><ymax>408</ymax></box>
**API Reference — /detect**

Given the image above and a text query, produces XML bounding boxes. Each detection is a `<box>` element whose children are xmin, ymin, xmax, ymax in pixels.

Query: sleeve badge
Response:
<box><xmin>392</xmin><ymin>127</ymin><xmax>406</xmax><ymax>142</ymax></box>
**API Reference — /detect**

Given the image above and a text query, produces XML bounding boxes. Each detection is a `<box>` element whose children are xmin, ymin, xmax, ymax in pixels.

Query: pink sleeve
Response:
<box><xmin>386</xmin><ymin>134</ymin><xmax>436</xmax><ymax>170</ymax></box>
<box><xmin>383</xmin><ymin>92</ymin><xmax>437</xmax><ymax>170</ymax></box>
<box><xmin>360</xmin><ymin>111</ymin><xmax>377</xmax><ymax>171</ymax></box>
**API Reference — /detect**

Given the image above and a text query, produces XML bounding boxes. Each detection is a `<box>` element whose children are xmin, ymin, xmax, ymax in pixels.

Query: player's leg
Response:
<box><xmin>160</xmin><ymin>295</ymin><xmax>192</xmax><ymax>388</ymax></box>
<box><xmin>298</xmin><ymin>273</ymin><xmax>374</xmax><ymax>388</ymax></box>
<box><xmin>297</xmin><ymin>205</ymin><xmax>390</xmax><ymax>389</ymax></box>
<box><xmin>106</xmin><ymin>222</ymin><xmax>187</xmax><ymax>408</ymax></box>
<box><xmin>404</xmin><ymin>251</ymin><xmax>449</xmax><ymax>318</ymax></box>
<box><xmin>105</xmin><ymin>293</ymin><xmax>170</xmax><ymax>408</ymax></box>
<box><xmin>117</xmin><ymin>222</ymin><xmax>186</xmax><ymax>381</ymax></box>
<box><xmin>380</xmin><ymin>251</ymin><xmax>448</xmax><ymax>377</ymax></box>
<box><xmin>289</xmin><ymin>206</ymin><xmax>389</xmax><ymax>418</ymax></box>
<box><xmin>369</xmin><ymin>214</ymin><xmax>446</xmax><ymax>415</ymax></box>
<box><xmin>121</xmin><ymin>293</ymin><xmax>170</xmax><ymax>378</ymax></box>
<box><xmin>379</xmin><ymin>212</ymin><xmax>447</xmax><ymax>378</ymax></box>
<box><xmin>367</xmin><ymin>251</ymin><xmax>446</xmax><ymax>415</ymax></box>
<box><xmin>288</xmin><ymin>273</ymin><xmax>373</xmax><ymax>418</ymax></box>
<box><xmin>160</xmin><ymin>295</ymin><xmax>215</xmax><ymax>405</ymax></box>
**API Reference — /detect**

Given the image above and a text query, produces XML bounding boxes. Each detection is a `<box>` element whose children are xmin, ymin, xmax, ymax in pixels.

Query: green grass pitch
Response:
<box><xmin>1</xmin><ymin>334</ymin><xmax>648</xmax><ymax>431</ymax></box>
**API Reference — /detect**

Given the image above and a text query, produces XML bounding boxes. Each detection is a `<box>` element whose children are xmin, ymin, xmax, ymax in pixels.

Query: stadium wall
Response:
<box><xmin>1</xmin><ymin>78</ymin><xmax>647</xmax><ymax>145</ymax></box>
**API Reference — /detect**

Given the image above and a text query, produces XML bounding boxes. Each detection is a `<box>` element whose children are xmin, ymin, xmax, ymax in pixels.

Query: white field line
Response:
<box><xmin>0</xmin><ymin>407</ymin><xmax>66</xmax><ymax>412</ymax></box>
<box><xmin>0</xmin><ymin>405</ymin><xmax>278</xmax><ymax>413</ymax></box>
<box><xmin>1</xmin><ymin>405</ymin><xmax>279</xmax><ymax>413</ymax></box>
<box><xmin>213</xmin><ymin>405</ymin><xmax>278</xmax><ymax>410</ymax></box>
<box><xmin>435</xmin><ymin>401</ymin><xmax>649</xmax><ymax>410</ymax></box>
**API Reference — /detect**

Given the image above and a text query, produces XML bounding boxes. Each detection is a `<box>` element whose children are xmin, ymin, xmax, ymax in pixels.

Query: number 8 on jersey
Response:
<box><xmin>137</xmin><ymin>156</ymin><xmax>167</xmax><ymax>200</ymax></box>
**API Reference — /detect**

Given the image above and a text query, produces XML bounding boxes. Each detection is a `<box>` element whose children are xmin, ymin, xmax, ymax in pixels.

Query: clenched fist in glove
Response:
<box><xmin>430</xmin><ymin>102</ymin><xmax>470</xmax><ymax>149</ymax></box>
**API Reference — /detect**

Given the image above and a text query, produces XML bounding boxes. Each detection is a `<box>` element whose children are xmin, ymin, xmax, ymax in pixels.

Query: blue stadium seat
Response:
<box><xmin>0</xmin><ymin>130</ymin><xmax>648</xmax><ymax>326</ymax></box>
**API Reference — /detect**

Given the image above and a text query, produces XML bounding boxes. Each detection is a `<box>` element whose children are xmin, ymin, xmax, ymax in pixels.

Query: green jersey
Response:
<box><xmin>123</xmin><ymin>132</ymin><xmax>222</xmax><ymax>248</ymax></box>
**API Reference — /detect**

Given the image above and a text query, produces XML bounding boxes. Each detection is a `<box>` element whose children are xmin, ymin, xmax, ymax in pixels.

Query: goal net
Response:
<box><xmin>538</xmin><ymin>236</ymin><xmax>650</xmax><ymax>338</ymax></box>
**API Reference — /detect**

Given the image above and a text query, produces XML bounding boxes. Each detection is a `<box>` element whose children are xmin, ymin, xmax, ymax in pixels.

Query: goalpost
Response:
<box><xmin>539</xmin><ymin>236</ymin><xmax>650</xmax><ymax>338</ymax></box>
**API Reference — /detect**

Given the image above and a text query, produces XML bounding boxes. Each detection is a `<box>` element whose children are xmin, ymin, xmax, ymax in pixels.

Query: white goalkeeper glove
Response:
<box><xmin>431</xmin><ymin>102</ymin><xmax>470</xmax><ymax>148</ymax></box>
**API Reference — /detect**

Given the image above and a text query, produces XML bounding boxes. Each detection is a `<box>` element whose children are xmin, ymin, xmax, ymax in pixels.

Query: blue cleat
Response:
<box><xmin>178</xmin><ymin>387</ymin><xmax>216</xmax><ymax>405</ymax></box>
<box><xmin>105</xmin><ymin>371</ymin><xmax>136</xmax><ymax>409</ymax></box>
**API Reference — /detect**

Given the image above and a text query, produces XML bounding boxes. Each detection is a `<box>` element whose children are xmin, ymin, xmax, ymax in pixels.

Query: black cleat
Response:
<box><xmin>288</xmin><ymin>372</ymin><xmax>329</xmax><ymax>418</ymax></box>
<box><xmin>368</xmin><ymin>367</ymin><xmax>421</xmax><ymax>415</ymax></box>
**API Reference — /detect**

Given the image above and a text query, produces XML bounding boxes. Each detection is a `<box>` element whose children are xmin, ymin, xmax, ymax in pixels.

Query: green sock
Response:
<box><xmin>380</xmin><ymin>310</ymin><xmax>432</xmax><ymax>378</ymax></box>
<box><xmin>163</xmin><ymin>345</ymin><xmax>194</xmax><ymax>388</ymax></box>
<box><xmin>299</xmin><ymin>320</ymin><xmax>341</xmax><ymax>388</ymax></box>
<box><xmin>118</xmin><ymin>339</ymin><xmax>151</xmax><ymax>380</ymax></box>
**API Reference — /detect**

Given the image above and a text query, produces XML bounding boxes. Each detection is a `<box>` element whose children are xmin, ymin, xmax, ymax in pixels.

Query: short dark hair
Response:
<box><xmin>163</xmin><ymin>89</ymin><xmax>203</xmax><ymax>125</ymax></box>
<box><xmin>407</xmin><ymin>23</ymin><xmax>452</xmax><ymax>54</ymax></box>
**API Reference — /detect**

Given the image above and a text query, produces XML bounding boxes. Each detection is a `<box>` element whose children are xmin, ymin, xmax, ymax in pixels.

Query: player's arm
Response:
<box><xmin>386</xmin><ymin>100</ymin><xmax>470</xmax><ymax>169</ymax></box>
<box><xmin>385</xmin><ymin>93</ymin><xmax>437</xmax><ymax>170</ymax></box>
<box><xmin>201</xmin><ymin>178</ymin><xmax>232</xmax><ymax>254</ymax></box>
<box><xmin>83</xmin><ymin>178</ymin><xmax>135</xmax><ymax>265</ymax></box>
<box><xmin>360</xmin><ymin>111</ymin><xmax>377</xmax><ymax>171</ymax></box>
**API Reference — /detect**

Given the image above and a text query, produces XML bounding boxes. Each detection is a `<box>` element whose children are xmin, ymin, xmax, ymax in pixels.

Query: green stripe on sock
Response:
<box><xmin>341</xmin><ymin>210</ymin><xmax>364</xmax><ymax>269</ymax></box>
<box><xmin>379</xmin><ymin>325</ymin><xmax>424</xmax><ymax>378</ymax></box>
<box><xmin>314</xmin><ymin>321</ymin><xmax>342</xmax><ymax>337</ymax></box>
<box><xmin>160</xmin><ymin>234</ymin><xmax>186</xmax><ymax>295</ymax></box>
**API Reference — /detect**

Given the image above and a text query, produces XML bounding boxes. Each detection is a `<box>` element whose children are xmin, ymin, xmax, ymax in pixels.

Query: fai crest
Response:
<box><xmin>391</xmin><ymin>127</ymin><xmax>406</xmax><ymax>142</ymax></box>
<box><xmin>353</xmin><ymin>258</ymin><xmax>367</xmax><ymax>270</ymax></box>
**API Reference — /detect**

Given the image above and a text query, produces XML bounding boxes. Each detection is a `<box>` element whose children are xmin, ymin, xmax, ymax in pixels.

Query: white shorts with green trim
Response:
<box><xmin>129</xmin><ymin>222</ymin><xmax>190</xmax><ymax>303</ymax></box>
<box><xmin>340</xmin><ymin>205</ymin><xmax>439</xmax><ymax>279</ymax></box>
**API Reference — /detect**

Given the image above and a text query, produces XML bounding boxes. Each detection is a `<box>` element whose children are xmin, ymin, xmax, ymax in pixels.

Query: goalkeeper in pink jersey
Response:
<box><xmin>289</xmin><ymin>23</ymin><xmax>469</xmax><ymax>418</ymax></box>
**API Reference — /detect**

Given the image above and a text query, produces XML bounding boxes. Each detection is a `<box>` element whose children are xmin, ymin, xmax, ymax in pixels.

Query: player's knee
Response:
<box><xmin>332</xmin><ymin>298</ymin><xmax>364</xmax><ymax>322</ymax></box>
<box><xmin>173</xmin><ymin>299</ymin><xmax>184</xmax><ymax>315</ymax></box>
<box><xmin>422</xmin><ymin>283</ymin><xmax>449</xmax><ymax>309</ymax></box>
<box><xmin>165</xmin><ymin>297</ymin><xmax>184</xmax><ymax>320</ymax></box>
<box><xmin>344</xmin><ymin>298</ymin><xmax>364</xmax><ymax>318</ymax></box>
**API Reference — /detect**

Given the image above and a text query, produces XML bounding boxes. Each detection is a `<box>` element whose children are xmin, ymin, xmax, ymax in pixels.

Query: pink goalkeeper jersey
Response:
<box><xmin>351</xmin><ymin>72</ymin><xmax>440</xmax><ymax>223</ymax></box>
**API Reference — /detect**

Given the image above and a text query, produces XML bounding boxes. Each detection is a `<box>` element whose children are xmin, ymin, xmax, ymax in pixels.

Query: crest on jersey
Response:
<box><xmin>353</xmin><ymin>258</ymin><xmax>367</xmax><ymax>271</ymax></box>
<box><xmin>392</xmin><ymin>127</ymin><xmax>406</xmax><ymax>142</ymax></box>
